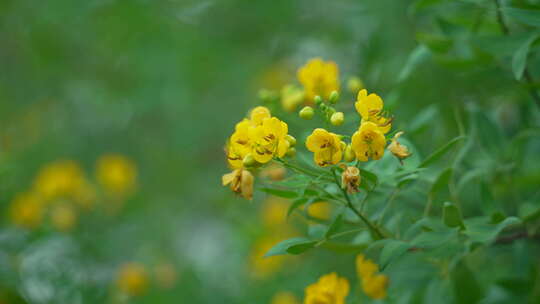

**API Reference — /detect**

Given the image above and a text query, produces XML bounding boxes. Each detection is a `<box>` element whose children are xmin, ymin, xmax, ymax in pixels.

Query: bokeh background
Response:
<box><xmin>1</xmin><ymin>0</ymin><xmax>540</xmax><ymax>303</ymax></box>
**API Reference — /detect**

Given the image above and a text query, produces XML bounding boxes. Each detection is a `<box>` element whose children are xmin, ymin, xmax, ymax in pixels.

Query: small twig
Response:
<box><xmin>331</xmin><ymin>168</ymin><xmax>385</xmax><ymax>239</ymax></box>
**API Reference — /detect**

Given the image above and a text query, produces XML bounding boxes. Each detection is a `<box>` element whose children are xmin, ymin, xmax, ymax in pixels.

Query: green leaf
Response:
<box><xmin>512</xmin><ymin>33</ymin><xmax>539</xmax><ymax>80</ymax></box>
<box><xmin>451</xmin><ymin>259</ymin><xmax>484</xmax><ymax>303</ymax></box>
<box><xmin>324</xmin><ymin>213</ymin><xmax>344</xmax><ymax>239</ymax></box>
<box><xmin>501</xmin><ymin>7</ymin><xmax>540</xmax><ymax>27</ymax></box>
<box><xmin>379</xmin><ymin>240</ymin><xmax>411</xmax><ymax>269</ymax></box>
<box><xmin>409</xmin><ymin>105</ymin><xmax>438</xmax><ymax>134</ymax></box>
<box><xmin>264</xmin><ymin>237</ymin><xmax>318</xmax><ymax>257</ymax></box>
<box><xmin>359</xmin><ymin>168</ymin><xmax>378</xmax><ymax>190</ymax></box>
<box><xmin>419</xmin><ymin>136</ymin><xmax>466</xmax><ymax>168</ymax></box>
<box><xmin>464</xmin><ymin>216</ymin><xmax>521</xmax><ymax>245</ymax></box>
<box><xmin>398</xmin><ymin>44</ymin><xmax>431</xmax><ymax>82</ymax></box>
<box><xmin>442</xmin><ymin>202</ymin><xmax>465</xmax><ymax>229</ymax></box>
<box><xmin>287</xmin><ymin>198</ymin><xmax>309</xmax><ymax>219</ymax></box>
<box><xmin>430</xmin><ymin>168</ymin><xmax>453</xmax><ymax>196</ymax></box>
<box><xmin>259</xmin><ymin>187</ymin><xmax>298</xmax><ymax>199</ymax></box>
<box><xmin>416</xmin><ymin>32</ymin><xmax>453</xmax><ymax>53</ymax></box>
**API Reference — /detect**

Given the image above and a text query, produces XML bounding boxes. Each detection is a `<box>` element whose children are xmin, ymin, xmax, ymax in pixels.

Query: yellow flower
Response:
<box><xmin>281</xmin><ymin>85</ymin><xmax>305</xmax><ymax>112</ymax></box>
<box><xmin>347</xmin><ymin>76</ymin><xmax>364</xmax><ymax>93</ymax></box>
<box><xmin>306</xmin><ymin>128</ymin><xmax>343</xmax><ymax>167</ymax></box>
<box><xmin>356</xmin><ymin>254</ymin><xmax>389</xmax><ymax>300</ymax></box>
<box><xmin>341</xmin><ymin>166</ymin><xmax>360</xmax><ymax>194</ymax></box>
<box><xmin>306</xmin><ymin>201</ymin><xmax>332</xmax><ymax>221</ymax></box>
<box><xmin>251</xmin><ymin>117</ymin><xmax>290</xmax><ymax>164</ymax></box>
<box><xmin>261</xmin><ymin>197</ymin><xmax>289</xmax><ymax>228</ymax></box>
<box><xmin>388</xmin><ymin>131</ymin><xmax>411</xmax><ymax>162</ymax></box>
<box><xmin>33</xmin><ymin>160</ymin><xmax>88</xmax><ymax>203</ymax></box>
<box><xmin>50</xmin><ymin>204</ymin><xmax>77</xmax><ymax>232</ymax></box>
<box><xmin>362</xmin><ymin>273</ymin><xmax>388</xmax><ymax>300</ymax></box>
<box><xmin>117</xmin><ymin>262</ymin><xmax>149</xmax><ymax>297</ymax></box>
<box><xmin>248</xmin><ymin>237</ymin><xmax>287</xmax><ymax>279</ymax></box>
<box><xmin>259</xmin><ymin>163</ymin><xmax>287</xmax><ymax>181</ymax></box>
<box><xmin>355</xmin><ymin>89</ymin><xmax>392</xmax><ymax>134</ymax></box>
<box><xmin>304</xmin><ymin>272</ymin><xmax>349</xmax><ymax>304</ymax></box>
<box><xmin>10</xmin><ymin>192</ymin><xmax>44</xmax><ymax>229</ymax></box>
<box><xmin>351</xmin><ymin>122</ymin><xmax>386</xmax><ymax>162</ymax></box>
<box><xmin>297</xmin><ymin>58</ymin><xmax>340</xmax><ymax>102</ymax></box>
<box><xmin>356</xmin><ymin>254</ymin><xmax>379</xmax><ymax>279</ymax></box>
<box><xmin>250</xmin><ymin>106</ymin><xmax>272</xmax><ymax>126</ymax></box>
<box><xmin>96</xmin><ymin>154</ymin><xmax>137</xmax><ymax>197</ymax></box>
<box><xmin>227</xmin><ymin>119</ymin><xmax>254</xmax><ymax>169</ymax></box>
<box><xmin>222</xmin><ymin>168</ymin><xmax>254</xmax><ymax>200</ymax></box>
<box><xmin>272</xmin><ymin>291</ymin><xmax>300</xmax><ymax>304</ymax></box>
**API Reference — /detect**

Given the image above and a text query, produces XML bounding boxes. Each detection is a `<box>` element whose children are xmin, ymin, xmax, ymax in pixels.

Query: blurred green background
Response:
<box><xmin>1</xmin><ymin>0</ymin><xmax>540</xmax><ymax>303</ymax></box>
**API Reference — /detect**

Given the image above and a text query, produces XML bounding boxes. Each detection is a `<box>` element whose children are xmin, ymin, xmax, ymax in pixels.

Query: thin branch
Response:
<box><xmin>331</xmin><ymin>168</ymin><xmax>385</xmax><ymax>239</ymax></box>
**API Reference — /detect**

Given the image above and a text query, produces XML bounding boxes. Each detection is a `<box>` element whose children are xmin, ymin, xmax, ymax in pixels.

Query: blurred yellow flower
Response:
<box><xmin>306</xmin><ymin>201</ymin><xmax>331</xmax><ymax>221</ymax></box>
<box><xmin>251</xmin><ymin>117</ymin><xmax>290</xmax><ymax>164</ymax></box>
<box><xmin>297</xmin><ymin>58</ymin><xmax>340</xmax><ymax>102</ymax></box>
<box><xmin>9</xmin><ymin>192</ymin><xmax>44</xmax><ymax>229</ymax></box>
<box><xmin>281</xmin><ymin>85</ymin><xmax>305</xmax><ymax>112</ymax></box>
<box><xmin>96</xmin><ymin>154</ymin><xmax>137</xmax><ymax>197</ymax></box>
<box><xmin>355</xmin><ymin>89</ymin><xmax>392</xmax><ymax>134</ymax></box>
<box><xmin>222</xmin><ymin>168</ymin><xmax>254</xmax><ymax>200</ymax></box>
<box><xmin>248</xmin><ymin>237</ymin><xmax>287</xmax><ymax>279</ymax></box>
<box><xmin>271</xmin><ymin>291</ymin><xmax>300</xmax><ymax>304</ymax></box>
<box><xmin>356</xmin><ymin>254</ymin><xmax>388</xmax><ymax>300</ymax></box>
<box><xmin>351</xmin><ymin>122</ymin><xmax>386</xmax><ymax>162</ymax></box>
<box><xmin>356</xmin><ymin>254</ymin><xmax>378</xmax><ymax>278</ymax></box>
<box><xmin>153</xmin><ymin>262</ymin><xmax>178</xmax><ymax>290</ymax></box>
<box><xmin>259</xmin><ymin>163</ymin><xmax>286</xmax><ymax>181</ymax></box>
<box><xmin>261</xmin><ymin>197</ymin><xmax>289</xmax><ymax>228</ymax></box>
<box><xmin>306</xmin><ymin>128</ymin><xmax>343</xmax><ymax>167</ymax></box>
<box><xmin>117</xmin><ymin>262</ymin><xmax>149</xmax><ymax>297</ymax></box>
<box><xmin>362</xmin><ymin>273</ymin><xmax>388</xmax><ymax>299</ymax></box>
<box><xmin>34</xmin><ymin>160</ymin><xmax>90</xmax><ymax>204</ymax></box>
<box><xmin>347</xmin><ymin>76</ymin><xmax>364</xmax><ymax>94</ymax></box>
<box><xmin>50</xmin><ymin>204</ymin><xmax>77</xmax><ymax>232</ymax></box>
<box><xmin>304</xmin><ymin>272</ymin><xmax>349</xmax><ymax>304</ymax></box>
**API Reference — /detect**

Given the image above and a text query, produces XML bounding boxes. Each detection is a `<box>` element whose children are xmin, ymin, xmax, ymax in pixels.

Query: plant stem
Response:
<box><xmin>331</xmin><ymin>168</ymin><xmax>385</xmax><ymax>239</ymax></box>
<box><xmin>377</xmin><ymin>188</ymin><xmax>399</xmax><ymax>225</ymax></box>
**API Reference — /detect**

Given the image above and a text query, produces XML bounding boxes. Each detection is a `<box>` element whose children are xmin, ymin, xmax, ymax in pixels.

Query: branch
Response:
<box><xmin>331</xmin><ymin>168</ymin><xmax>386</xmax><ymax>239</ymax></box>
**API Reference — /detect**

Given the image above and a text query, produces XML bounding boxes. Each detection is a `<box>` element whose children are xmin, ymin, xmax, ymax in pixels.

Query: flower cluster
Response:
<box><xmin>222</xmin><ymin>106</ymin><xmax>295</xmax><ymax>200</ymax></box>
<box><xmin>9</xmin><ymin>155</ymin><xmax>138</xmax><ymax>231</ymax></box>
<box><xmin>297</xmin><ymin>58</ymin><xmax>340</xmax><ymax>102</ymax></box>
<box><xmin>304</xmin><ymin>272</ymin><xmax>349</xmax><ymax>304</ymax></box>
<box><xmin>356</xmin><ymin>254</ymin><xmax>389</xmax><ymax>299</ymax></box>
<box><xmin>304</xmin><ymin>86</ymin><xmax>411</xmax><ymax>172</ymax></box>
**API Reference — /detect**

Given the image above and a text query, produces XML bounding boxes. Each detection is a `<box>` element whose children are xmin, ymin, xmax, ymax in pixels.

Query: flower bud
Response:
<box><xmin>314</xmin><ymin>95</ymin><xmax>323</xmax><ymax>105</ymax></box>
<box><xmin>347</xmin><ymin>76</ymin><xmax>364</xmax><ymax>93</ymax></box>
<box><xmin>258</xmin><ymin>89</ymin><xmax>278</xmax><ymax>103</ymax></box>
<box><xmin>242</xmin><ymin>154</ymin><xmax>257</xmax><ymax>167</ymax></box>
<box><xmin>299</xmin><ymin>106</ymin><xmax>314</xmax><ymax>120</ymax></box>
<box><xmin>330</xmin><ymin>112</ymin><xmax>344</xmax><ymax>126</ymax></box>
<box><xmin>344</xmin><ymin>144</ymin><xmax>356</xmax><ymax>162</ymax></box>
<box><xmin>285</xmin><ymin>135</ymin><xmax>296</xmax><ymax>147</ymax></box>
<box><xmin>286</xmin><ymin>147</ymin><xmax>296</xmax><ymax>158</ymax></box>
<box><xmin>328</xmin><ymin>90</ymin><xmax>339</xmax><ymax>104</ymax></box>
